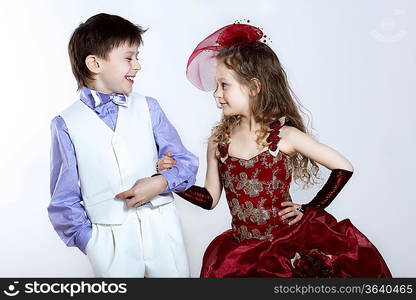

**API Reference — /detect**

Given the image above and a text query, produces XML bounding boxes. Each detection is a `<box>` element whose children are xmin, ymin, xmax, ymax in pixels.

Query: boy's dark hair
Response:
<box><xmin>68</xmin><ymin>13</ymin><xmax>146</xmax><ymax>90</ymax></box>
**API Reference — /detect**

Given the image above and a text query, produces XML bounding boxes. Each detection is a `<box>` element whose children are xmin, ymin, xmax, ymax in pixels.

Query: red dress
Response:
<box><xmin>200</xmin><ymin>118</ymin><xmax>392</xmax><ymax>278</ymax></box>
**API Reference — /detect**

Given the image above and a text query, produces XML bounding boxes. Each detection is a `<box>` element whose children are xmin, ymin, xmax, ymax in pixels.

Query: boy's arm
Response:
<box><xmin>48</xmin><ymin>116</ymin><xmax>92</xmax><ymax>254</ymax></box>
<box><xmin>147</xmin><ymin>97</ymin><xmax>199</xmax><ymax>193</ymax></box>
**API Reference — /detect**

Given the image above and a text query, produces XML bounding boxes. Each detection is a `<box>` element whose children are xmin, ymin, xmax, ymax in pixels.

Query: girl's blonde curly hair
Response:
<box><xmin>211</xmin><ymin>42</ymin><xmax>319</xmax><ymax>187</ymax></box>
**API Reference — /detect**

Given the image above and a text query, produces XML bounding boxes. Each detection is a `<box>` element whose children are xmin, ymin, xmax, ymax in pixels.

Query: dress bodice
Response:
<box><xmin>217</xmin><ymin>116</ymin><xmax>293</xmax><ymax>242</ymax></box>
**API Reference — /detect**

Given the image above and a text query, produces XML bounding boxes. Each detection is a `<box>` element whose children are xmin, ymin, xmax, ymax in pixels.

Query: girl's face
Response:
<box><xmin>213</xmin><ymin>61</ymin><xmax>251</xmax><ymax>117</ymax></box>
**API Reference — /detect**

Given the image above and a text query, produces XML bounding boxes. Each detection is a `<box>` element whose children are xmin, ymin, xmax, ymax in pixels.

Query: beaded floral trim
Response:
<box><xmin>267</xmin><ymin>116</ymin><xmax>286</xmax><ymax>157</ymax></box>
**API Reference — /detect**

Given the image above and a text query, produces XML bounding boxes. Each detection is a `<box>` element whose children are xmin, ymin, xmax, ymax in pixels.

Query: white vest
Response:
<box><xmin>61</xmin><ymin>93</ymin><xmax>173</xmax><ymax>225</ymax></box>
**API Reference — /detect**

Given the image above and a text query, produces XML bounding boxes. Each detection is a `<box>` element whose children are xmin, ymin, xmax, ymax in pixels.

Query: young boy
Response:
<box><xmin>48</xmin><ymin>13</ymin><xmax>198</xmax><ymax>277</ymax></box>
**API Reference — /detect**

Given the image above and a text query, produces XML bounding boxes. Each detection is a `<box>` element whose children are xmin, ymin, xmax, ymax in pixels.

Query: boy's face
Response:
<box><xmin>94</xmin><ymin>42</ymin><xmax>141</xmax><ymax>95</ymax></box>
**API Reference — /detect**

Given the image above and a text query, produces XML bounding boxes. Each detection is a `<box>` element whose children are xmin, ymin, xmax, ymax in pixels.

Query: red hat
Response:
<box><xmin>186</xmin><ymin>24</ymin><xmax>263</xmax><ymax>91</ymax></box>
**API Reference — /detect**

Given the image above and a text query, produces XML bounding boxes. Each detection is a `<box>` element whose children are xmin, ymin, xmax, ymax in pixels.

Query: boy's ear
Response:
<box><xmin>85</xmin><ymin>55</ymin><xmax>101</xmax><ymax>74</ymax></box>
<box><xmin>249</xmin><ymin>78</ymin><xmax>261</xmax><ymax>97</ymax></box>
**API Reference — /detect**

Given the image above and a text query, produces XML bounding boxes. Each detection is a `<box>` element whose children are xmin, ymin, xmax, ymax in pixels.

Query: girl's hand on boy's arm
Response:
<box><xmin>157</xmin><ymin>152</ymin><xmax>176</xmax><ymax>172</ymax></box>
<box><xmin>115</xmin><ymin>175</ymin><xmax>168</xmax><ymax>207</ymax></box>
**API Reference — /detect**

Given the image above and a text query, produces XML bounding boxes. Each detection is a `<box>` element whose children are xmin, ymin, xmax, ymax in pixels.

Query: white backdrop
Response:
<box><xmin>0</xmin><ymin>0</ymin><xmax>414</xmax><ymax>277</ymax></box>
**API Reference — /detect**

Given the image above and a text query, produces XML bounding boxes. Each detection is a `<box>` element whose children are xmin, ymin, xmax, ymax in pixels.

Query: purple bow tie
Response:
<box><xmin>97</xmin><ymin>92</ymin><xmax>128</xmax><ymax>107</ymax></box>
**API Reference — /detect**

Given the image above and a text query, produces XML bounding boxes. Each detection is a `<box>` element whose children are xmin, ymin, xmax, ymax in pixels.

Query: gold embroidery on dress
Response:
<box><xmin>272</xmin><ymin>204</ymin><xmax>279</xmax><ymax>218</ymax></box>
<box><xmin>263</xmin><ymin>179</ymin><xmax>274</xmax><ymax>198</ymax></box>
<box><xmin>236</xmin><ymin>170</ymin><xmax>263</xmax><ymax>197</ymax></box>
<box><xmin>263</xmin><ymin>225</ymin><xmax>280</xmax><ymax>241</ymax></box>
<box><xmin>260</xmin><ymin>153</ymin><xmax>275</xmax><ymax>168</ymax></box>
<box><xmin>283</xmin><ymin>157</ymin><xmax>292</xmax><ymax>180</ymax></box>
<box><xmin>237</xmin><ymin>156</ymin><xmax>259</xmax><ymax>168</ymax></box>
<box><xmin>251</xmin><ymin>228</ymin><xmax>271</xmax><ymax>240</ymax></box>
<box><xmin>272</xmin><ymin>167</ymin><xmax>281</xmax><ymax>190</ymax></box>
<box><xmin>222</xmin><ymin>170</ymin><xmax>239</xmax><ymax>196</ymax></box>
<box><xmin>229</xmin><ymin>198</ymin><xmax>250</xmax><ymax>222</ymax></box>
<box><xmin>229</xmin><ymin>198</ymin><xmax>270</xmax><ymax>225</ymax></box>
<box><xmin>249</xmin><ymin>198</ymin><xmax>270</xmax><ymax>225</ymax></box>
<box><xmin>232</xmin><ymin>224</ymin><xmax>253</xmax><ymax>241</ymax></box>
<box><xmin>233</xmin><ymin>224</ymin><xmax>278</xmax><ymax>242</ymax></box>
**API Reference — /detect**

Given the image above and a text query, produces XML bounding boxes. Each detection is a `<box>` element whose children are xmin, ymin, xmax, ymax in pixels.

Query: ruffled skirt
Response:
<box><xmin>200</xmin><ymin>208</ymin><xmax>392</xmax><ymax>278</ymax></box>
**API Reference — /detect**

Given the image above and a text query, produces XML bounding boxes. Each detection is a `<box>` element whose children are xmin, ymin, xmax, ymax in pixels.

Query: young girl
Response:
<box><xmin>158</xmin><ymin>23</ymin><xmax>392</xmax><ymax>277</ymax></box>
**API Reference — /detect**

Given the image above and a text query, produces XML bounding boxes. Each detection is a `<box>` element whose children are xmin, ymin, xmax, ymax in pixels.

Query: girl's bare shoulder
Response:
<box><xmin>280</xmin><ymin>125</ymin><xmax>303</xmax><ymax>137</ymax></box>
<box><xmin>278</xmin><ymin>125</ymin><xmax>307</xmax><ymax>156</ymax></box>
<box><xmin>280</xmin><ymin>125</ymin><xmax>315</xmax><ymax>143</ymax></box>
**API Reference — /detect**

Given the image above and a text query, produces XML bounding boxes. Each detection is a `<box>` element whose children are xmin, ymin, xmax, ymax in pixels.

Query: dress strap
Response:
<box><xmin>267</xmin><ymin>116</ymin><xmax>286</xmax><ymax>157</ymax></box>
<box><xmin>217</xmin><ymin>142</ymin><xmax>229</xmax><ymax>163</ymax></box>
<box><xmin>270</xmin><ymin>116</ymin><xmax>286</xmax><ymax>130</ymax></box>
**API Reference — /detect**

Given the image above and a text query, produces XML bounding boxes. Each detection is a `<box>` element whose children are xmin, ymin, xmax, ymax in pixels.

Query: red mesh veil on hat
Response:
<box><xmin>186</xmin><ymin>24</ymin><xmax>263</xmax><ymax>91</ymax></box>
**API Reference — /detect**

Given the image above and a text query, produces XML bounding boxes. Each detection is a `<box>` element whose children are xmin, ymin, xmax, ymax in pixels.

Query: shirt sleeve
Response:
<box><xmin>48</xmin><ymin>116</ymin><xmax>92</xmax><ymax>254</ymax></box>
<box><xmin>146</xmin><ymin>97</ymin><xmax>199</xmax><ymax>193</ymax></box>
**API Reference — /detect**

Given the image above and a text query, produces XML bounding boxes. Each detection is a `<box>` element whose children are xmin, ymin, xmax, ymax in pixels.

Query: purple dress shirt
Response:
<box><xmin>48</xmin><ymin>87</ymin><xmax>198</xmax><ymax>254</ymax></box>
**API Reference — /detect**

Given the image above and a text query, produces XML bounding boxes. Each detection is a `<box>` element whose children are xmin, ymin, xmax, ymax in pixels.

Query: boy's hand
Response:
<box><xmin>115</xmin><ymin>176</ymin><xmax>168</xmax><ymax>208</ymax></box>
<box><xmin>157</xmin><ymin>152</ymin><xmax>176</xmax><ymax>172</ymax></box>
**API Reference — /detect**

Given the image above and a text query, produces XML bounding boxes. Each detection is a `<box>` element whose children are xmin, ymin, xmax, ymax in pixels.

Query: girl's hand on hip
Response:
<box><xmin>279</xmin><ymin>201</ymin><xmax>304</xmax><ymax>226</ymax></box>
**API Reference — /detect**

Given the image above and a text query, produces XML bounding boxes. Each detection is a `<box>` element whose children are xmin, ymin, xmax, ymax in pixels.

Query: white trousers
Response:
<box><xmin>85</xmin><ymin>202</ymin><xmax>189</xmax><ymax>277</ymax></box>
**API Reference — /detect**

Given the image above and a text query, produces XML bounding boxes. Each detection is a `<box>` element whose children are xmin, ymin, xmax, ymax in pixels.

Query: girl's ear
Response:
<box><xmin>249</xmin><ymin>78</ymin><xmax>261</xmax><ymax>97</ymax></box>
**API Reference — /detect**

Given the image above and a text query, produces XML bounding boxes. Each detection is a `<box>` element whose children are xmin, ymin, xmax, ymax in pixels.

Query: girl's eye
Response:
<box><xmin>221</xmin><ymin>82</ymin><xmax>227</xmax><ymax>88</ymax></box>
<box><xmin>126</xmin><ymin>58</ymin><xmax>132</xmax><ymax>61</ymax></box>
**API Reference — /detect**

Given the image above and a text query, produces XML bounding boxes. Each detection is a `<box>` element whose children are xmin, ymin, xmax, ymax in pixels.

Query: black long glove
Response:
<box><xmin>175</xmin><ymin>185</ymin><xmax>213</xmax><ymax>210</ymax></box>
<box><xmin>299</xmin><ymin>169</ymin><xmax>353</xmax><ymax>213</ymax></box>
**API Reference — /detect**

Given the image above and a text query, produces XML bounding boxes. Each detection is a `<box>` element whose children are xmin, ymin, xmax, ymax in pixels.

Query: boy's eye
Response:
<box><xmin>126</xmin><ymin>58</ymin><xmax>132</xmax><ymax>61</ymax></box>
<box><xmin>221</xmin><ymin>82</ymin><xmax>227</xmax><ymax>88</ymax></box>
